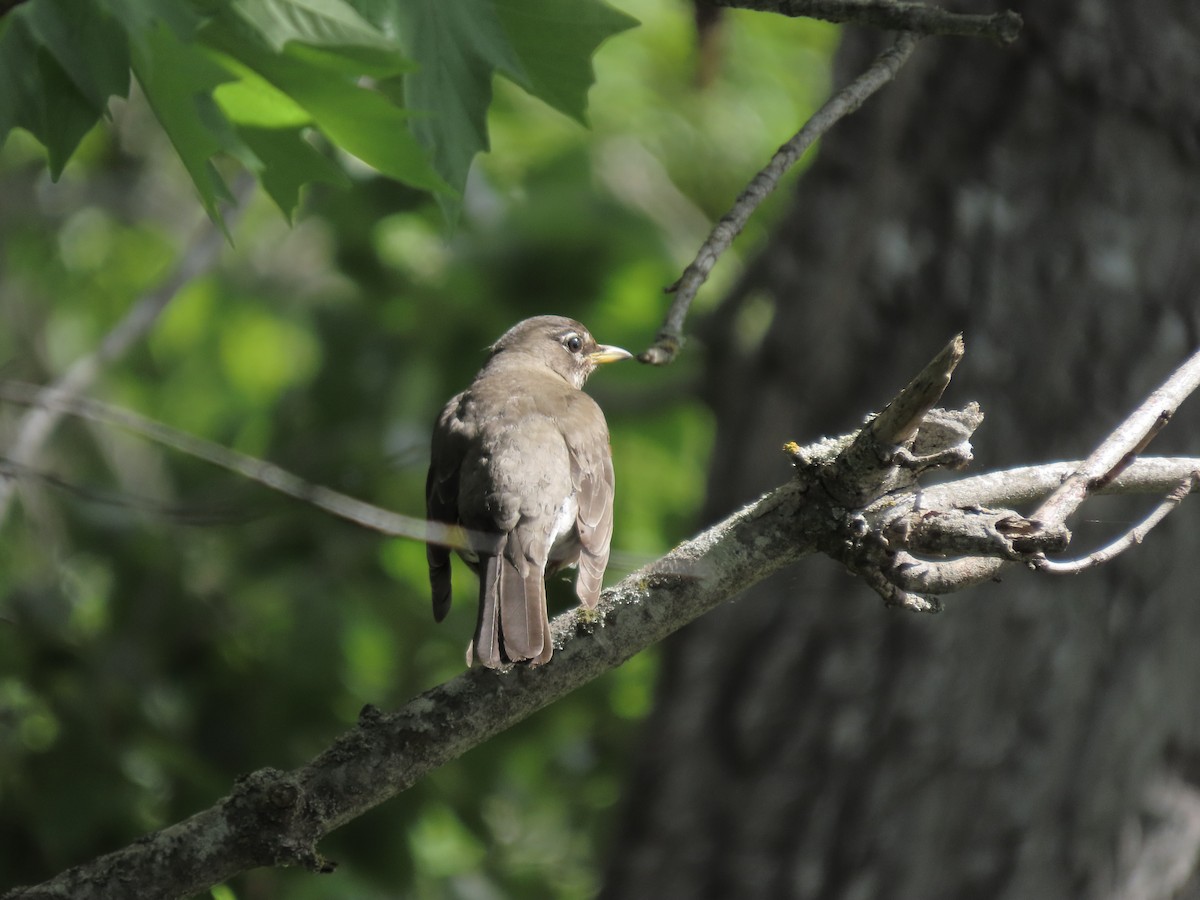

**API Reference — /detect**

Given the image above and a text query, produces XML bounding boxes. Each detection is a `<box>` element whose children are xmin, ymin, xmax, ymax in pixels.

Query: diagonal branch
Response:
<box><xmin>7</xmin><ymin>339</ymin><xmax>1200</xmax><ymax>900</ymax></box>
<box><xmin>0</xmin><ymin>383</ymin><xmax>492</xmax><ymax>555</ymax></box>
<box><xmin>8</xmin><ymin>444</ymin><xmax>1200</xmax><ymax>898</ymax></box>
<box><xmin>713</xmin><ymin>0</ymin><xmax>1022</xmax><ymax>45</ymax></box>
<box><xmin>0</xmin><ymin>176</ymin><xmax>253</xmax><ymax>526</ymax></box>
<box><xmin>642</xmin><ymin>3</ymin><xmax>1023</xmax><ymax>365</ymax></box>
<box><xmin>1036</xmin><ymin>472</ymin><xmax>1199</xmax><ymax>574</ymax></box>
<box><xmin>640</xmin><ymin>31</ymin><xmax>921</xmax><ymax>364</ymax></box>
<box><xmin>1032</xmin><ymin>345</ymin><xmax>1200</xmax><ymax>528</ymax></box>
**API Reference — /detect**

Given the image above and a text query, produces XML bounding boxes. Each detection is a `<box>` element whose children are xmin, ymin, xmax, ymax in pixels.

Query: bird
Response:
<box><xmin>425</xmin><ymin>316</ymin><xmax>632</xmax><ymax>668</ymax></box>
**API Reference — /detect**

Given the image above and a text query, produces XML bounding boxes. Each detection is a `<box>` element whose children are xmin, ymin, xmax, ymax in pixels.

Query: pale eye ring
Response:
<box><xmin>564</xmin><ymin>334</ymin><xmax>583</xmax><ymax>353</ymax></box>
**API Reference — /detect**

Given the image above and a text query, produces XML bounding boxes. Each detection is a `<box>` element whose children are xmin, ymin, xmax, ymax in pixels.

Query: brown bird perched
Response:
<box><xmin>426</xmin><ymin>316</ymin><xmax>632</xmax><ymax>668</ymax></box>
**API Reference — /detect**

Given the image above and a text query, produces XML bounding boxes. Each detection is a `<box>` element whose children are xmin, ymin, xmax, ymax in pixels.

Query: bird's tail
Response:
<box><xmin>473</xmin><ymin>531</ymin><xmax>552</xmax><ymax>668</ymax></box>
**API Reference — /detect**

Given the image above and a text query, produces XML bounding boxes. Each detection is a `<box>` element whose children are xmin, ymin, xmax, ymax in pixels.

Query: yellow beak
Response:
<box><xmin>588</xmin><ymin>344</ymin><xmax>634</xmax><ymax>365</ymax></box>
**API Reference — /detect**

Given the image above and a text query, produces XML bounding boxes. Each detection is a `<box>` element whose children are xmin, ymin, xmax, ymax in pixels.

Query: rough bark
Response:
<box><xmin>603</xmin><ymin>2</ymin><xmax>1200</xmax><ymax>899</ymax></box>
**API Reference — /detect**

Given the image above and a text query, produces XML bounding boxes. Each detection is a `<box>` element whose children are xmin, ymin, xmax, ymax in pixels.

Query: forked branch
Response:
<box><xmin>7</xmin><ymin>336</ymin><xmax>1200</xmax><ymax>900</ymax></box>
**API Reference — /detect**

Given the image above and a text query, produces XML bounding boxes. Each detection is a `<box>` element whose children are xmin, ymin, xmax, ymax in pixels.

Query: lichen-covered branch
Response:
<box><xmin>8</xmin><ymin>338</ymin><xmax>1200</xmax><ymax>899</ymax></box>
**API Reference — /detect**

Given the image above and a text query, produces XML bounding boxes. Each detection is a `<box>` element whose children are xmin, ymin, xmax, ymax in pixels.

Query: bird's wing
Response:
<box><xmin>463</xmin><ymin>406</ymin><xmax>561</xmax><ymax>667</ymax></box>
<box><xmin>567</xmin><ymin>397</ymin><xmax>615</xmax><ymax>608</ymax></box>
<box><xmin>426</xmin><ymin>392</ymin><xmax>471</xmax><ymax>622</ymax></box>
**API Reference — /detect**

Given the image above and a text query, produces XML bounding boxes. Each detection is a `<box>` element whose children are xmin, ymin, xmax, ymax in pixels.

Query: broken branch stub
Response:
<box><xmin>788</xmin><ymin>334</ymin><xmax>1059</xmax><ymax>610</ymax></box>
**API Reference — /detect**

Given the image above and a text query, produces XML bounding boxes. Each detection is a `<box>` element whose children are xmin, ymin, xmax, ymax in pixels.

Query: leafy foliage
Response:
<box><xmin>0</xmin><ymin>0</ymin><xmax>637</xmax><ymax>225</ymax></box>
<box><xmin>0</xmin><ymin>0</ymin><xmax>835</xmax><ymax>896</ymax></box>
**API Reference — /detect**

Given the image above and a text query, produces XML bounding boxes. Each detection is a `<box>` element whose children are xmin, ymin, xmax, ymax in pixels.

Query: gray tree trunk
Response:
<box><xmin>603</xmin><ymin>3</ymin><xmax>1200</xmax><ymax>898</ymax></box>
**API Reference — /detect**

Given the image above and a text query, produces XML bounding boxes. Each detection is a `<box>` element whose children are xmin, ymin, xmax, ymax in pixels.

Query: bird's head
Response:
<box><xmin>488</xmin><ymin>315</ymin><xmax>632</xmax><ymax>389</ymax></box>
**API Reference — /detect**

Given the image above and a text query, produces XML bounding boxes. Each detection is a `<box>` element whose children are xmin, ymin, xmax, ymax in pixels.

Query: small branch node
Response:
<box><xmin>1036</xmin><ymin>472</ymin><xmax>1199</xmax><ymax>574</ymax></box>
<box><xmin>860</xmin><ymin>564</ymin><xmax>941</xmax><ymax>612</ymax></box>
<box><xmin>638</xmin><ymin>332</ymin><xmax>684</xmax><ymax>366</ymax></box>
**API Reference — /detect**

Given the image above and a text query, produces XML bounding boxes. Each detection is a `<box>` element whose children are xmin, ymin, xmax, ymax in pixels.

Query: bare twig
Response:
<box><xmin>1036</xmin><ymin>473</ymin><xmax>1199</xmax><ymax>574</ymax></box>
<box><xmin>0</xmin><ymin>383</ymin><xmax>492</xmax><ymax>555</ymax></box>
<box><xmin>864</xmin><ymin>347</ymin><xmax>1200</xmax><ymax>598</ymax></box>
<box><xmin>0</xmin><ymin>458</ymin><xmax>249</xmax><ymax>525</ymax></box>
<box><xmin>913</xmin><ymin>457</ymin><xmax>1200</xmax><ymax>510</ymax></box>
<box><xmin>714</xmin><ymin>0</ymin><xmax>1022</xmax><ymax>45</ymax></box>
<box><xmin>1033</xmin><ymin>346</ymin><xmax>1200</xmax><ymax>528</ymax></box>
<box><xmin>640</xmin><ymin>31</ymin><xmax>921</xmax><ymax>365</ymax></box>
<box><xmin>0</xmin><ymin>175</ymin><xmax>254</xmax><ymax>525</ymax></box>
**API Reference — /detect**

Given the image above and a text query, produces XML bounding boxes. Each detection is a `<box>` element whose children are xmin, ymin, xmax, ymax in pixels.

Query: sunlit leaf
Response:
<box><xmin>360</xmin><ymin>0</ymin><xmax>635</xmax><ymax>212</ymax></box>
<box><xmin>225</xmin><ymin>0</ymin><xmax>396</xmax><ymax>52</ymax></box>
<box><xmin>204</xmin><ymin>24</ymin><xmax>446</xmax><ymax>192</ymax></box>
<box><xmin>214</xmin><ymin>57</ymin><xmax>312</xmax><ymax>128</ymax></box>
<box><xmin>130</xmin><ymin>23</ymin><xmax>252</xmax><ymax>229</ymax></box>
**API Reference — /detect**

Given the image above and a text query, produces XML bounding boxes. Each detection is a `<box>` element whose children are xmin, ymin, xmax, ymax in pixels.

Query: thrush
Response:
<box><xmin>426</xmin><ymin>316</ymin><xmax>632</xmax><ymax>668</ymax></box>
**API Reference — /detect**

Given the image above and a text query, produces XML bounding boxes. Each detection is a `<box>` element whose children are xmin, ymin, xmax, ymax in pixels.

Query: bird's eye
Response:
<box><xmin>564</xmin><ymin>334</ymin><xmax>583</xmax><ymax>353</ymax></box>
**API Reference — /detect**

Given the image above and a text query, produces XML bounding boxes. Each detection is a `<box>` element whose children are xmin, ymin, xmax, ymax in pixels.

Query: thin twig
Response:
<box><xmin>912</xmin><ymin>458</ymin><xmax>1200</xmax><ymax>511</ymax></box>
<box><xmin>1033</xmin><ymin>346</ymin><xmax>1200</xmax><ymax>529</ymax></box>
<box><xmin>714</xmin><ymin>0</ymin><xmax>1022</xmax><ymax>45</ymax></box>
<box><xmin>0</xmin><ymin>383</ymin><xmax>490</xmax><ymax>554</ymax></box>
<box><xmin>0</xmin><ymin>175</ymin><xmax>254</xmax><ymax>525</ymax></box>
<box><xmin>640</xmin><ymin>31</ymin><xmax>921</xmax><ymax>365</ymax></box>
<box><xmin>874</xmin><ymin>347</ymin><xmax>1200</xmax><ymax>596</ymax></box>
<box><xmin>0</xmin><ymin>458</ymin><xmax>251</xmax><ymax>525</ymax></box>
<box><xmin>1036</xmin><ymin>473</ymin><xmax>1199</xmax><ymax>574</ymax></box>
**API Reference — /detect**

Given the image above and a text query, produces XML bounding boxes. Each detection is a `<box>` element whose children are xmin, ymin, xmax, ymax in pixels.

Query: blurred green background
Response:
<box><xmin>0</xmin><ymin>2</ymin><xmax>835</xmax><ymax>896</ymax></box>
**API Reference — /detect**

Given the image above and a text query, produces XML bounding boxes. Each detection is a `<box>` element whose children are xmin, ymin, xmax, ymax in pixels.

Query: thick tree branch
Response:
<box><xmin>4</xmin><ymin>473</ymin><xmax>818</xmax><ymax>900</ymax></box>
<box><xmin>8</xmin><ymin>338</ymin><xmax>1200</xmax><ymax>899</ymax></box>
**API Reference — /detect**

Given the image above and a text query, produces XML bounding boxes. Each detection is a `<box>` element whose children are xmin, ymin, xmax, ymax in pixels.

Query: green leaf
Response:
<box><xmin>213</xmin><ymin>57</ymin><xmax>312</xmax><ymax>128</ymax></box>
<box><xmin>204</xmin><ymin>24</ymin><xmax>446</xmax><ymax>193</ymax></box>
<box><xmin>236</xmin><ymin>125</ymin><xmax>349</xmax><ymax>220</ymax></box>
<box><xmin>0</xmin><ymin>14</ymin><xmax>103</xmax><ymax>176</ymax></box>
<box><xmin>224</xmin><ymin>0</ymin><xmax>397</xmax><ymax>53</ymax></box>
<box><xmin>96</xmin><ymin>0</ymin><xmax>202</xmax><ymax>44</ymax></box>
<box><xmin>356</xmin><ymin>0</ymin><xmax>637</xmax><ymax>212</ymax></box>
<box><xmin>495</xmin><ymin>0</ymin><xmax>638</xmax><ymax>123</ymax></box>
<box><xmin>17</xmin><ymin>0</ymin><xmax>130</xmax><ymax>110</ymax></box>
<box><xmin>381</xmin><ymin>0</ymin><xmax>526</xmax><ymax>203</ymax></box>
<box><xmin>130</xmin><ymin>22</ymin><xmax>254</xmax><ymax>229</ymax></box>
